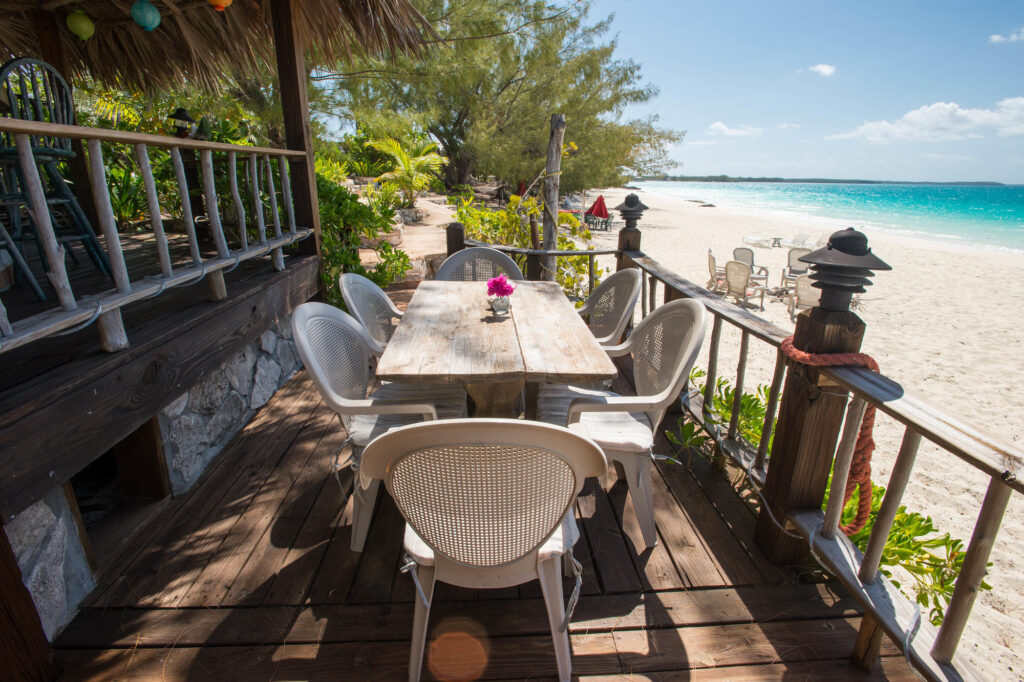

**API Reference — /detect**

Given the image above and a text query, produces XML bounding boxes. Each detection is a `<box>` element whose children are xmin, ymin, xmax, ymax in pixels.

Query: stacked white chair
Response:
<box><xmin>359</xmin><ymin>418</ymin><xmax>606</xmax><ymax>682</ymax></box>
<box><xmin>788</xmin><ymin>273</ymin><xmax>821</xmax><ymax>320</ymax></box>
<box><xmin>780</xmin><ymin>247</ymin><xmax>812</xmax><ymax>289</ymax></box>
<box><xmin>339</xmin><ymin>272</ymin><xmax>403</xmax><ymax>355</ymax></box>
<box><xmin>724</xmin><ymin>260</ymin><xmax>765</xmax><ymax>310</ymax></box>
<box><xmin>577</xmin><ymin>268</ymin><xmax>641</xmax><ymax>346</ymax></box>
<box><xmin>435</xmin><ymin>246</ymin><xmax>525</xmax><ymax>281</ymax></box>
<box><xmin>537</xmin><ymin>299</ymin><xmax>706</xmax><ymax>548</ymax></box>
<box><xmin>707</xmin><ymin>249</ymin><xmax>726</xmax><ymax>292</ymax></box>
<box><xmin>291</xmin><ymin>302</ymin><xmax>467</xmax><ymax>552</ymax></box>
<box><xmin>732</xmin><ymin>246</ymin><xmax>769</xmax><ymax>284</ymax></box>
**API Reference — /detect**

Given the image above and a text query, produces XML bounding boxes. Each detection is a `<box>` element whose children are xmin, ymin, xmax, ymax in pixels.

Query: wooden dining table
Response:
<box><xmin>376</xmin><ymin>280</ymin><xmax>617</xmax><ymax>417</ymax></box>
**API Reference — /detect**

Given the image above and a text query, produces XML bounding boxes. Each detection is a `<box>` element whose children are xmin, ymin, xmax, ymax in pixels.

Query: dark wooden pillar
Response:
<box><xmin>615</xmin><ymin>224</ymin><xmax>641</xmax><ymax>271</ymax></box>
<box><xmin>754</xmin><ymin>307</ymin><xmax>865</xmax><ymax>562</ymax></box>
<box><xmin>446</xmin><ymin>222</ymin><xmax>465</xmax><ymax>256</ymax></box>
<box><xmin>271</xmin><ymin>0</ymin><xmax>321</xmax><ymax>258</ymax></box>
<box><xmin>0</xmin><ymin>526</ymin><xmax>57</xmax><ymax>681</ymax></box>
<box><xmin>34</xmin><ymin>10</ymin><xmax>99</xmax><ymax>230</ymax></box>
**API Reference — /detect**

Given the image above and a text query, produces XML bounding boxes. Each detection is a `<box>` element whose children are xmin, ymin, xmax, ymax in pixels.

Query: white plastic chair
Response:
<box><xmin>724</xmin><ymin>260</ymin><xmax>765</xmax><ymax>310</ymax></box>
<box><xmin>537</xmin><ymin>299</ymin><xmax>707</xmax><ymax>548</ymax></box>
<box><xmin>291</xmin><ymin>302</ymin><xmax>467</xmax><ymax>552</ymax></box>
<box><xmin>578</xmin><ymin>268</ymin><xmax>641</xmax><ymax>346</ymax></box>
<box><xmin>339</xmin><ymin>272</ymin><xmax>403</xmax><ymax>355</ymax></box>
<box><xmin>788</xmin><ymin>273</ymin><xmax>821</xmax><ymax>321</ymax></box>
<box><xmin>435</xmin><ymin>246</ymin><xmax>525</xmax><ymax>281</ymax></box>
<box><xmin>779</xmin><ymin>247</ymin><xmax>811</xmax><ymax>289</ymax></box>
<box><xmin>732</xmin><ymin>246</ymin><xmax>769</xmax><ymax>283</ymax></box>
<box><xmin>706</xmin><ymin>249</ymin><xmax>726</xmax><ymax>292</ymax></box>
<box><xmin>359</xmin><ymin>418</ymin><xmax>606</xmax><ymax>682</ymax></box>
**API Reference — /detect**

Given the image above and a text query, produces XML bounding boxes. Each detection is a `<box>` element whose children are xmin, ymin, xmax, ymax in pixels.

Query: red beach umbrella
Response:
<box><xmin>585</xmin><ymin>194</ymin><xmax>610</xmax><ymax>219</ymax></box>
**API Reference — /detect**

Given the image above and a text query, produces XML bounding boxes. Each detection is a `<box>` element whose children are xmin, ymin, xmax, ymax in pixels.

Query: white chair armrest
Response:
<box><xmin>566</xmin><ymin>394</ymin><xmax>656</xmax><ymax>424</ymax></box>
<box><xmin>577</xmin><ymin>297</ymin><xmax>595</xmax><ymax>317</ymax></box>
<box><xmin>333</xmin><ymin>398</ymin><xmax>438</xmax><ymax>421</ymax></box>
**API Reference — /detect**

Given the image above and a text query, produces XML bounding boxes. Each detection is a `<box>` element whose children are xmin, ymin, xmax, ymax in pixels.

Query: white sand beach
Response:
<box><xmin>584</xmin><ymin>186</ymin><xmax>1024</xmax><ymax>679</ymax></box>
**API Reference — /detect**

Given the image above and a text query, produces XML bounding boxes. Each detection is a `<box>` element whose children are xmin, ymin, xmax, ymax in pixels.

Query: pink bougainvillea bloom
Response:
<box><xmin>487</xmin><ymin>274</ymin><xmax>515</xmax><ymax>298</ymax></box>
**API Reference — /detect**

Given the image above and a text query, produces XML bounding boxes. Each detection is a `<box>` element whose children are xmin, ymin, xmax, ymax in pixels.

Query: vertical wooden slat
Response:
<box><xmin>727</xmin><ymin>331</ymin><xmax>750</xmax><ymax>439</ymax></box>
<box><xmin>170</xmin><ymin>147</ymin><xmax>202</xmax><ymax>265</ymax></box>
<box><xmin>134</xmin><ymin>144</ymin><xmax>172</xmax><ymax>277</ymax></box>
<box><xmin>588</xmin><ymin>253</ymin><xmax>595</xmax><ymax>295</ymax></box>
<box><xmin>263</xmin><ymin>154</ymin><xmax>285</xmax><ymax>271</ymax></box>
<box><xmin>755</xmin><ymin>347</ymin><xmax>786</xmax><ymax>470</ymax></box>
<box><xmin>199</xmin><ymin>149</ymin><xmax>230</xmax><ymax>300</ymax></box>
<box><xmin>15</xmin><ymin>134</ymin><xmax>76</xmax><ymax>310</ymax></box>
<box><xmin>278</xmin><ymin>155</ymin><xmax>296</xmax><ymax>234</ymax></box>
<box><xmin>703</xmin><ymin>316</ymin><xmax>723</xmax><ymax>422</ymax></box>
<box><xmin>648</xmin><ymin>276</ymin><xmax>657</xmax><ymax>314</ymax></box>
<box><xmin>821</xmin><ymin>397</ymin><xmax>867</xmax><ymax>539</ymax></box>
<box><xmin>86</xmin><ymin>139</ymin><xmax>131</xmax><ymax>351</ymax></box>
<box><xmin>641</xmin><ymin>272</ymin><xmax>648</xmax><ymax>318</ymax></box>
<box><xmin>228</xmin><ymin>151</ymin><xmax>248</xmax><ymax>250</ymax></box>
<box><xmin>249</xmin><ymin>153</ymin><xmax>266</xmax><ymax>244</ymax></box>
<box><xmin>858</xmin><ymin>427</ymin><xmax>922</xmax><ymax>583</ymax></box>
<box><xmin>931</xmin><ymin>475</ymin><xmax>1013</xmax><ymax>663</ymax></box>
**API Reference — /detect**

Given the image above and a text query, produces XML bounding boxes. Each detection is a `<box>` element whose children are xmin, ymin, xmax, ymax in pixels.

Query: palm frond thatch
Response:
<box><xmin>0</xmin><ymin>0</ymin><xmax>432</xmax><ymax>92</ymax></box>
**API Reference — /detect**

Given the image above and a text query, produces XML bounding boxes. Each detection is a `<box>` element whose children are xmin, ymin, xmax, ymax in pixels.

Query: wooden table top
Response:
<box><xmin>376</xmin><ymin>280</ymin><xmax>617</xmax><ymax>385</ymax></box>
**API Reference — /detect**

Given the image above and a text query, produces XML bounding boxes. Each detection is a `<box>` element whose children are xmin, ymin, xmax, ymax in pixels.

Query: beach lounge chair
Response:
<box><xmin>291</xmin><ymin>302</ymin><xmax>467</xmax><ymax>552</ymax></box>
<box><xmin>788</xmin><ymin>274</ymin><xmax>821</xmax><ymax>321</ymax></box>
<box><xmin>577</xmin><ymin>268</ymin><xmax>642</xmax><ymax>346</ymax></box>
<box><xmin>359</xmin><ymin>418</ymin><xmax>606</xmax><ymax>682</ymax></box>
<box><xmin>538</xmin><ymin>299</ymin><xmax>707</xmax><ymax>548</ymax></box>
<box><xmin>707</xmin><ymin>249</ymin><xmax>726</xmax><ymax>293</ymax></box>
<box><xmin>779</xmin><ymin>247</ymin><xmax>812</xmax><ymax>289</ymax></box>
<box><xmin>724</xmin><ymin>260</ymin><xmax>765</xmax><ymax>310</ymax></box>
<box><xmin>732</xmin><ymin>247</ymin><xmax>769</xmax><ymax>284</ymax></box>
<box><xmin>436</xmin><ymin>246</ymin><xmax>524</xmax><ymax>281</ymax></box>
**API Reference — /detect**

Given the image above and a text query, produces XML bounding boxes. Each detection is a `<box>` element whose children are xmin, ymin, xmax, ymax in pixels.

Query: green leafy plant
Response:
<box><xmin>368</xmin><ymin>137</ymin><xmax>446</xmax><ymax>208</ymax></box>
<box><xmin>347</xmin><ymin>157</ymin><xmax>392</xmax><ymax>178</ymax></box>
<box><xmin>106</xmin><ymin>163</ymin><xmax>147</xmax><ymax>229</ymax></box>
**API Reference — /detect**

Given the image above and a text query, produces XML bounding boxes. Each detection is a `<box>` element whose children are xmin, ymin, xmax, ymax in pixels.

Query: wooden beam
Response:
<box><xmin>111</xmin><ymin>417</ymin><xmax>171</xmax><ymax>500</ymax></box>
<box><xmin>0</xmin><ymin>526</ymin><xmax>57</xmax><ymax>681</ymax></box>
<box><xmin>0</xmin><ymin>257</ymin><xmax>319</xmax><ymax>521</ymax></box>
<box><xmin>271</xmin><ymin>0</ymin><xmax>321</xmax><ymax>257</ymax></box>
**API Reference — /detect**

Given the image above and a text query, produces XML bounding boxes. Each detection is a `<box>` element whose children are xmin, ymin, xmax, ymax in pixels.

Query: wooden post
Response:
<box><xmin>540</xmin><ymin>114</ymin><xmax>566</xmax><ymax>282</ymax></box>
<box><xmin>446</xmin><ymin>222</ymin><xmax>465</xmax><ymax>256</ymax></box>
<box><xmin>271</xmin><ymin>0</ymin><xmax>321</xmax><ymax>257</ymax></box>
<box><xmin>615</xmin><ymin>221</ymin><xmax>641</xmax><ymax>271</ymax></box>
<box><xmin>0</xmin><ymin>525</ymin><xmax>57</xmax><ymax>681</ymax></box>
<box><xmin>754</xmin><ymin>307</ymin><xmax>865</xmax><ymax>562</ymax></box>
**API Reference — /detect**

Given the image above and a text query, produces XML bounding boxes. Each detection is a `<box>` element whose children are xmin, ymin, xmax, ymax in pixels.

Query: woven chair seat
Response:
<box><xmin>537</xmin><ymin>384</ymin><xmax>654</xmax><ymax>452</ymax></box>
<box><xmin>403</xmin><ymin>511</ymin><xmax>579</xmax><ymax>566</ymax></box>
<box><xmin>349</xmin><ymin>383</ymin><xmax>467</xmax><ymax>447</ymax></box>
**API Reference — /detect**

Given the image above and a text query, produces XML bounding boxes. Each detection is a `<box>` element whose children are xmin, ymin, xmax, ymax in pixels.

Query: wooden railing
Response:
<box><xmin>463</xmin><ymin>237</ymin><xmax>617</xmax><ymax>294</ymax></box>
<box><xmin>0</xmin><ymin>119</ymin><xmax>312</xmax><ymax>354</ymax></box>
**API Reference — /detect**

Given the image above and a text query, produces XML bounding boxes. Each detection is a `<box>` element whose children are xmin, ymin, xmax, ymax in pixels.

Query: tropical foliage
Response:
<box><xmin>369</xmin><ymin>137</ymin><xmax>447</xmax><ymax>208</ymax></box>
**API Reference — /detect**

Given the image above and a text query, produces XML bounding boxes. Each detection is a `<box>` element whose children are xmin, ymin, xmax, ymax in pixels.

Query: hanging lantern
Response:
<box><xmin>207</xmin><ymin>0</ymin><xmax>233</xmax><ymax>10</ymax></box>
<box><xmin>131</xmin><ymin>0</ymin><xmax>161</xmax><ymax>32</ymax></box>
<box><xmin>66</xmin><ymin>10</ymin><xmax>95</xmax><ymax>41</ymax></box>
<box><xmin>168</xmin><ymin>108</ymin><xmax>196</xmax><ymax>139</ymax></box>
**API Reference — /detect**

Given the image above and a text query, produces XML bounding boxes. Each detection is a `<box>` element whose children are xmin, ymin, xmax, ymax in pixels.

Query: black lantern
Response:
<box><xmin>799</xmin><ymin>227</ymin><xmax>891</xmax><ymax>312</ymax></box>
<box><xmin>613</xmin><ymin>193</ymin><xmax>648</xmax><ymax>230</ymax></box>
<box><xmin>168</xmin><ymin>107</ymin><xmax>196</xmax><ymax>138</ymax></box>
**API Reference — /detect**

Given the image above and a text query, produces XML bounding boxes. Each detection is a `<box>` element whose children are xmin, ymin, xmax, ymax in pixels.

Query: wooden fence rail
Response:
<box><xmin>0</xmin><ymin>119</ymin><xmax>311</xmax><ymax>354</ymax></box>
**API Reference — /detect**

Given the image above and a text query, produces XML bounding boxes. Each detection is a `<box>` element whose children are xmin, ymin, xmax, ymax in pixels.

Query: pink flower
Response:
<box><xmin>487</xmin><ymin>274</ymin><xmax>515</xmax><ymax>297</ymax></box>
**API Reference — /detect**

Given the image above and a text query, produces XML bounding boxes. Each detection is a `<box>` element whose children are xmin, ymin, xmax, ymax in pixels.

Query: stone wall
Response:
<box><xmin>2</xmin><ymin>487</ymin><xmax>95</xmax><ymax>640</ymax></box>
<box><xmin>159</xmin><ymin>316</ymin><xmax>302</xmax><ymax>493</ymax></box>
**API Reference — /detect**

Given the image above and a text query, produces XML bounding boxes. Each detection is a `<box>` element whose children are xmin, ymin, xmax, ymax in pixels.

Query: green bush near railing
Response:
<box><xmin>666</xmin><ymin>371</ymin><xmax>987</xmax><ymax>626</ymax></box>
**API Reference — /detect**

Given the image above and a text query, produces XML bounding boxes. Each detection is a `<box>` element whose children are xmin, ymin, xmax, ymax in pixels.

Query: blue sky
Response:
<box><xmin>588</xmin><ymin>0</ymin><xmax>1024</xmax><ymax>183</ymax></box>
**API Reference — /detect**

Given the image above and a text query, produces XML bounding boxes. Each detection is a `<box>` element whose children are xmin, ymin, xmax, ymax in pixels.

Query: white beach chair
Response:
<box><xmin>732</xmin><ymin>247</ymin><xmax>769</xmax><ymax>284</ymax></box>
<box><xmin>779</xmin><ymin>247</ymin><xmax>812</xmax><ymax>289</ymax></box>
<box><xmin>724</xmin><ymin>260</ymin><xmax>765</xmax><ymax>310</ymax></box>
<box><xmin>359</xmin><ymin>418</ymin><xmax>606</xmax><ymax>682</ymax></box>
<box><xmin>788</xmin><ymin>274</ymin><xmax>821</xmax><ymax>321</ymax></box>
<box><xmin>291</xmin><ymin>302</ymin><xmax>467</xmax><ymax>552</ymax></box>
<box><xmin>707</xmin><ymin>249</ymin><xmax>726</xmax><ymax>293</ymax></box>
<box><xmin>435</xmin><ymin>246</ymin><xmax>525</xmax><ymax>281</ymax></box>
<box><xmin>538</xmin><ymin>299</ymin><xmax>707</xmax><ymax>548</ymax></box>
<box><xmin>577</xmin><ymin>268</ymin><xmax>642</xmax><ymax>346</ymax></box>
<box><xmin>339</xmin><ymin>272</ymin><xmax>402</xmax><ymax>356</ymax></box>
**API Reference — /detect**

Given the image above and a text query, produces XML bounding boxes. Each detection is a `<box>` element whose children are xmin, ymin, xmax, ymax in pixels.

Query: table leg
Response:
<box><xmin>465</xmin><ymin>380</ymin><xmax>525</xmax><ymax>418</ymax></box>
<box><xmin>524</xmin><ymin>381</ymin><xmax>540</xmax><ymax>420</ymax></box>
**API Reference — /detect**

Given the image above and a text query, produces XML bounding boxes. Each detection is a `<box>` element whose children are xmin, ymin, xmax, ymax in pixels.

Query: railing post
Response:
<box><xmin>526</xmin><ymin>253</ymin><xmax>542</xmax><ymax>281</ymax></box>
<box><xmin>540</xmin><ymin>113</ymin><xmax>565</xmax><ymax>282</ymax></box>
<box><xmin>446</xmin><ymin>222</ymin><xmax>465</xmax><ymax>257</ymax></box>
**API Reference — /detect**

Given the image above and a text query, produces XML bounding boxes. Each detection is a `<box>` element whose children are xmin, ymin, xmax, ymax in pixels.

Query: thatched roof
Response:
<box><xmin>0</xmin><ymin>0</ymin><xmax>431</xmax><ymax>92</ymax></box>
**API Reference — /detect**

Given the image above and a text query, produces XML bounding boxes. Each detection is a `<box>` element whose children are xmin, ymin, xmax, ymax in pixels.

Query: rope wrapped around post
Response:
<box><xmin>780</xmin><ymin>335</ymin><xmax>880</xmax><ymax>534</ymax></box>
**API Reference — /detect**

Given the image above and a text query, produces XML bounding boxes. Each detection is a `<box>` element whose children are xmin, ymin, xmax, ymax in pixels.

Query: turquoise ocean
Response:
<box><xmin>635</xmin><ymin>180</ymin><xmax>1024</xmax><ymax>252</ymax></box>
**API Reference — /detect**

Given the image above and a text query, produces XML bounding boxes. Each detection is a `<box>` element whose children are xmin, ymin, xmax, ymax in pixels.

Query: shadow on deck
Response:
<box><xmin>53</xmin><ymin>370</ymin><xmax>916</xmax><ymax>680</ymax></box>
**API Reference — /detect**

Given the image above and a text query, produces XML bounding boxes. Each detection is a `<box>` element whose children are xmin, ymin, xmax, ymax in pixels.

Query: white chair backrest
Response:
<box><xmin>724</xmin><ymin>260</ymin><xmax>751</xmax><ymax>297</ymax></box>
<box><xmin>360</xmin><ymin>419</ymin><xmax>606</xmax><ymax>567</ymax></box>
<box><xmin>291</xmin><ymin>302</ymin><xmax>375</xmax><ymax>423</ymax></box>
<box><xmin>340</xmin><ymin>273</ymin><xmax>400</xmax><ymax>353</ymax></box>
<box><xmin>733</xmin><ymin>247</ymin><xmax>755</xmax><ymax>268</ymax></box>
<box><xmin>585</xmin><ymin>269</ymin><xmax>641</xmax><ymax>342</ymax></box>
<box><xmin>629</xmin><ymin>299</ymin><xmax>707</xmax><ymax>427</ymax></box>
<box><xmin>788</xmin><ymin>248</ymin><xmax>811</xmax><ymax>274</ymax></box>
<box><xmin>707</xmin><ymin>250</ymin><xmax>718</xmax><ymax>279</ymax></box>
<box><xmin>436</xmin><ymin>246</ymin><xmax>525</xmax><ymax>281</ymax></box>
<box><xmin>794</xmin><ymin>274</ymin><xmax>821</xmax><ymax>307</ymax></box>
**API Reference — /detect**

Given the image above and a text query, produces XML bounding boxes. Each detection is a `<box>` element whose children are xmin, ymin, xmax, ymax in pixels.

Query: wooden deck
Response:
<box><xmin>53</xmin><ymin>370</ymin><xmax>917</xmax><ymax>680</ymax></box>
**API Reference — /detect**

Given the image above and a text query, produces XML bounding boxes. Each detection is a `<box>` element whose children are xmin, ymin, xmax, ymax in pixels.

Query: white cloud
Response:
<box><xmin>828</xmin><ymin>98</ymin><xmax>1024</xmax><ymax>143</ymax></box>
<box><xmin>708</xmin><ymin>121</ymin><xmax>762</xmax><ymax>137</ymax></box>
<box><xmin>989</xmin><ymin>27</ymin><xmax>1024</xmax><ymax>43</ymax></box>
<box><xmin>809</xmin><ymin>64</ymin><xmax>836</xmax><ymax>77</ymax></box>
<box><xmin>778</xmin><ymin>123</ymin><xmax>801</xmax><ymax>130</ymax></box>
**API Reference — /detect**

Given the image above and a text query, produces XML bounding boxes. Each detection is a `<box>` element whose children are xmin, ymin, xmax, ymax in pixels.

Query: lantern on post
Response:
<box><xmin>168</xmin><ymin>108</ymin><xmax>196</xmax><ymax>139</ymax></box>
<box><xmin>66</xmin><ymin>10</ymin><xmax>95</xmax><ymax>40</ymax></box>
<box><xmin>799</xmin><ymin>227</ymin><xmax>891</xmax><ymax>313</ymax></box>
<box><xmin>613</xmin><ymin>193</ymin><xmax>648</xmax><ymax>271</ymax></box>
<box><xmin>131</xmin><ymin>0</ymin><xmax>161</xmax><ymax>32</ymax></box>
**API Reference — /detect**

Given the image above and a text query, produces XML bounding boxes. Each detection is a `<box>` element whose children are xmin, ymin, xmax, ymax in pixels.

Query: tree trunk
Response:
<box><xmin>541</xmin><ymin>114</ymin><xmax>566</xmax><ymax>282</ymax></box>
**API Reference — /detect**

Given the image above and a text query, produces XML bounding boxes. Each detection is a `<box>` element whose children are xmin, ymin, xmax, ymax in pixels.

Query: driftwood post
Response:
<box><xmin>541</xmin><ymin>114</ymin><xmax>566</xmax><ymax>282</ymax></box>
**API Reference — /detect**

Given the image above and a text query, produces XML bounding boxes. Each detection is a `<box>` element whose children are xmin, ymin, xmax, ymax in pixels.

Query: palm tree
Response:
<box><xmin>369</xmin><ymin>138</ymin><xmax>447</xmax><ymax>208</ymax></box>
